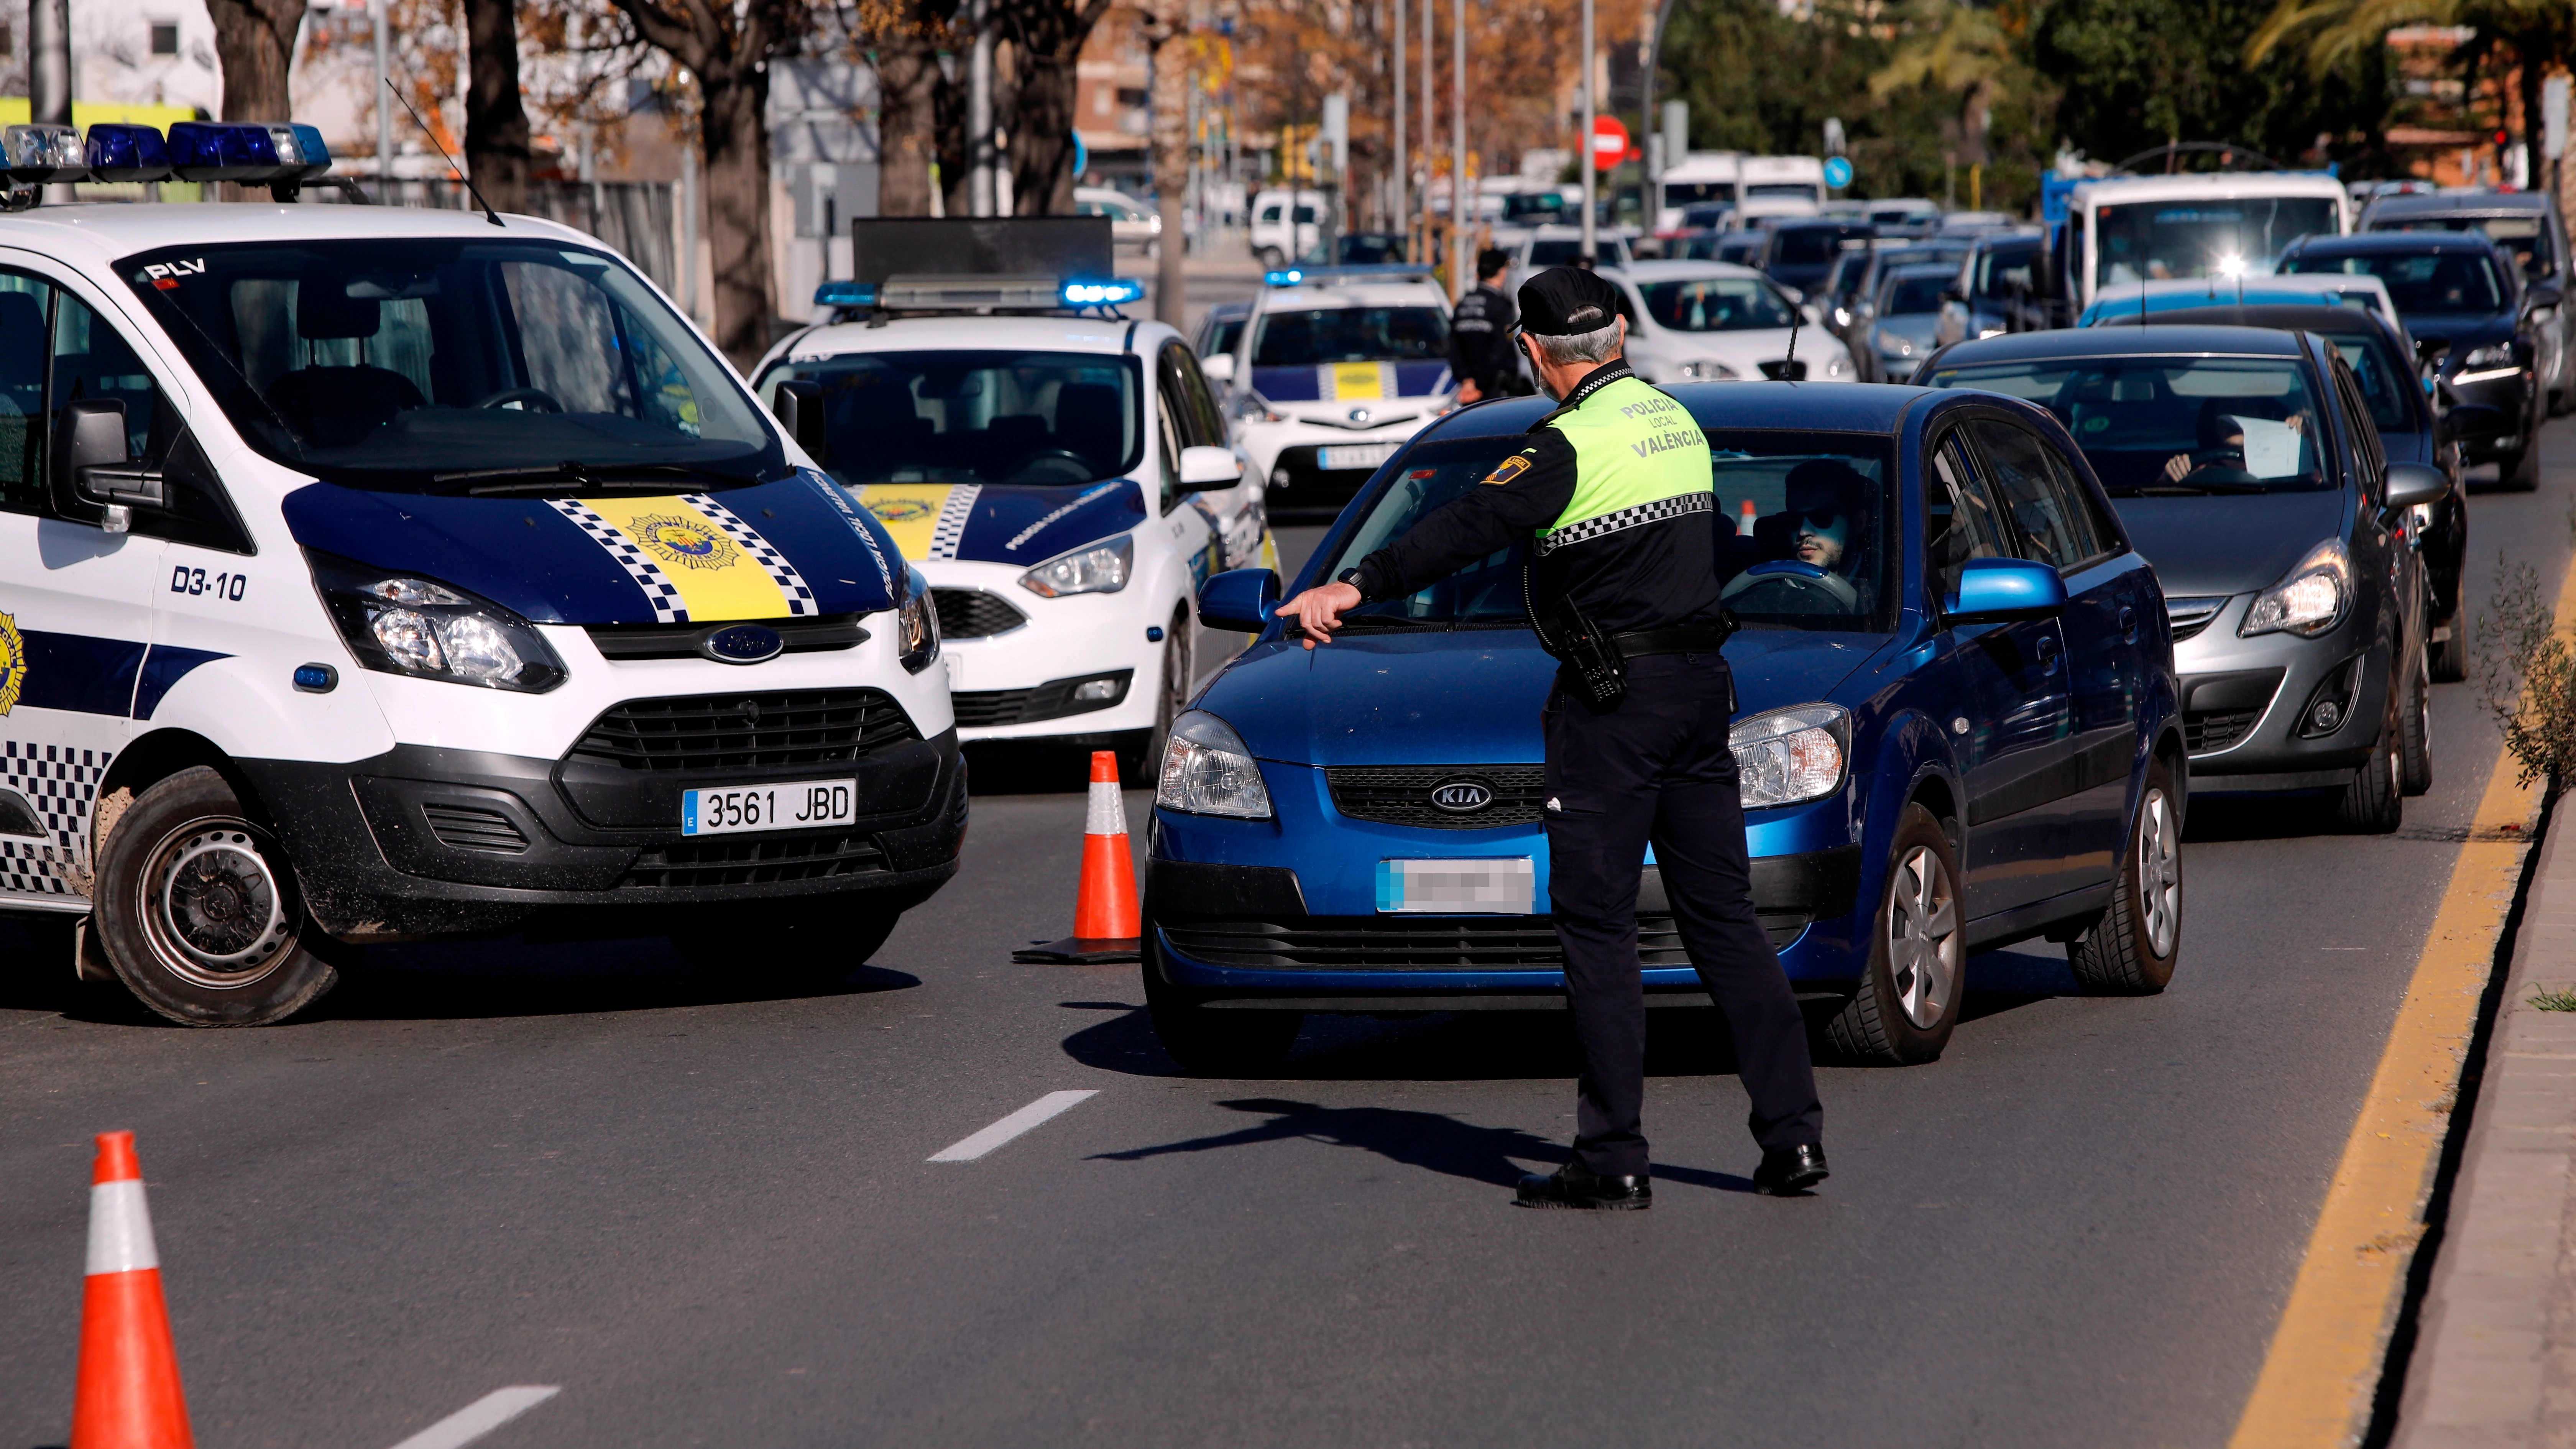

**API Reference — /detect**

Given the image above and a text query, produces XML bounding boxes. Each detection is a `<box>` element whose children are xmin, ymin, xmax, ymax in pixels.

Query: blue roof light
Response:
<box><xmin>1060</xmin><ymin>276</ymin><xmax>1144</xmax><ymax>307</ymax></box>
<box><xmin>1264</xmin><ymin>268</ymin><xmax>1306</xmax><ymax>286</ymax></box>
<box><xmin>814</xmin><ymin>280</ymin><xmax>878</xmax><ymax>307</ymax></box>
<box><xmin>5</xmin><ymin>124</ymin><xmax>85</xmax><ymax>184</ymax></box>
<box><xmin>85</xmin><ymin>123</ymin><xmax>172</xmax><ymax>183</ymax></box>
<box><xmin>277</xmin><ymin>123</ymin><xmax>332</xmax><ymax>177</ymax></box>
<box><xmin>167</xmin><ymin>121</ymin><xmax>285</xmax><ymax>182</ymax></box>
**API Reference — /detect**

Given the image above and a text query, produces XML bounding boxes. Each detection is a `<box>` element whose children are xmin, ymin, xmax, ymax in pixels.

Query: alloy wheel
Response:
<box><xmin>2136</xmin><ymin>785</ymin><xmax>2180</xmax><ymax>958</ymax></box>
<box><xmin>1886</xmin><ymin>844</ymin><xmax>1961</xmax><ymax>1029</ymax></box>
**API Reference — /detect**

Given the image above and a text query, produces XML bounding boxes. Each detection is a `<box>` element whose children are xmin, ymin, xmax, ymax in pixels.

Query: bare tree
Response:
<box><xmin>205</xmin><ymin>0</ymin><xmax>305</xmax><ymax>123</ymax></box>
<box><xmin>1002</xmin><ymin>0</ymin><xmax>1116</xmax><ymax>215</ymax></box>
<box><xmin>1139</xmin><ymin>1</ymin><xmax>1194</xmax><ymax>322</ymax></box>
<box><xmin>605</xmin><ymin>0</ymin><xmax>812</xmax><ymax>370</ymax></box>
<box><xmin>464</xmin><ymin>0</ymin><xmax>532</xmax><ymax>212</ymax></box>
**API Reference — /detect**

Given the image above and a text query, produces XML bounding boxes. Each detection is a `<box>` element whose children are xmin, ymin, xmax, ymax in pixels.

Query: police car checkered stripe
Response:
<box><xmin>548</xmin><ymin>499</ymin><xmax>689</xmax><ymax>623</ymax></box>
<box><xmin>927</xmin><ymin>484</ymin><xmax>981</xmax><ymax>560</ymax></box>
<box><xmin>0</xmin><ymin>741</ymin><xmax>110</xmax><ymax>898</ymax></box>
<box><xmin>682</xmin><ymin>494</ymin><xmax>820</xmax><ymax>616</ymax></box>
<box><xmin>1535</xmin><ymin>491</ymin><xmax>1714</xmax><ymax>557</ymax></box>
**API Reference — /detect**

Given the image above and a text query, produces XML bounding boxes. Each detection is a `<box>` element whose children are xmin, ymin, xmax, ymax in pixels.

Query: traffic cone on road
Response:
<box><xmin>1013</xmin><ymin>751</ymin><xmax>1142</xmax><ymax>964</ymax></box>
<box><xmin>71</xmin><ymin>1131</ymin><xmax>192</xmax><ymax>1449</ymax></box>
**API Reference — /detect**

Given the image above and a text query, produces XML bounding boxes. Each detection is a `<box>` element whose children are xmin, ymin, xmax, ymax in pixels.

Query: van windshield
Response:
<box><xmin>122</xmin><ymin>239</ymin><xmax>780</xmax><ymax>494</ymax></box>
<box><xmin>2093</xmin><ymin>196</ymin><xmax>2339</xmax><ymax>288</ymax></box>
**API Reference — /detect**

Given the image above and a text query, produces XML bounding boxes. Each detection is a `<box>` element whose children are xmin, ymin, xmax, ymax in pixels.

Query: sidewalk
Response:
<box><xmin>2395</xmin><ymin>791</ymin><xmax>2576</xmax><ymax>1446</ymax></box>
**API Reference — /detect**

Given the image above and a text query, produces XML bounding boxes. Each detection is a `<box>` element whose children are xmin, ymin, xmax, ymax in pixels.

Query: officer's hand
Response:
<box><xmin>1457</xmin><ymin>379</ymin><xmax>1484</xmax><ymax>404</ymax></box>
<box><xmin>1276</xmin><ymin>581</ymin><xmax>1363</xmax><ymax>650</ymax></box>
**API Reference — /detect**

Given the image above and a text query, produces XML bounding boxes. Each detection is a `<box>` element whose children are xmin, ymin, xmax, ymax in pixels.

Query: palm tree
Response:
<box><xmin>1870</xmin><ymin>0</ymin><xmax>2017</xmax><ymax>170</ymax></box>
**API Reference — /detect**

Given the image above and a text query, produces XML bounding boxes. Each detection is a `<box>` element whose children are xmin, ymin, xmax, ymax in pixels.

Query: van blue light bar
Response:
<box><xmin>1060</xmin><ymin>277</ymin><xmax>1143</xmax><ymax>306</ymax></box>
<box><xmin>168</xmin><ymin>121</ymin><xmax>282</xmax><ymax>182</ymax></box>
<box><xmin>815</xmin><ymin>280</ymin><xmax>878</xmax><ymax>307</ymax></box>
<box><xmin>86</xmin><ymin>123</ymin><xmax>173</xmax><ymax>183</ymax></box>
<box><xmin>5</xmin><ymin>125</ymin><xmax>84</xmax><ymax>184</ymax></box>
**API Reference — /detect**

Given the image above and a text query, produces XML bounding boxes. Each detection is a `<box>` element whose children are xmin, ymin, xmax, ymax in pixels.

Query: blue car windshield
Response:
<box><xmin>1924</xmin><ymin>356</ymin><xmax>2332</xmax><ymax>495</ymax></box>
<box><xmin>1321</xmin><ymin>429</ymin><xmax>1898</xmax><ymax>633</ymax></box>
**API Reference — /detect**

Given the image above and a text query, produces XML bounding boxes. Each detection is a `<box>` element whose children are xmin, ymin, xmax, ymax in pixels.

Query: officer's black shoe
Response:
<box><xmin>1515</xmin><ymin>1160</ymin><xmax>1652</xmax><ymax>1210</ymax></box>
<box><xmin>1752</xmin><ymin>1144</ymin><xmax>1829</xmax><ymax>1196</ymax></box>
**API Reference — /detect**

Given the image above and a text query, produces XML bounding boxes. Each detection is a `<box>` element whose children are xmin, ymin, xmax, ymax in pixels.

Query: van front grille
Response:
<box><xmin>570</xmin><ymin>689</ymin><xmax>918</xmax><ymax>772</ymax></box>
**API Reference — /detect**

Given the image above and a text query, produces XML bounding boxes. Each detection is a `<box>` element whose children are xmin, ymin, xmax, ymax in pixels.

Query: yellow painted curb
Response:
<box><xmin>2226</xmin><ymin>553</ymin><xmax>2571</xmax><ymax>1447</ymax></box>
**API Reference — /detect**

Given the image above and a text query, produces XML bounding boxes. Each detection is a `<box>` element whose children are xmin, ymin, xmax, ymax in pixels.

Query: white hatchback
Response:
<box><xmin>1599</xmin><ymin>261</ymin><xmax>1856</xmax><ymax>385</ymax></box>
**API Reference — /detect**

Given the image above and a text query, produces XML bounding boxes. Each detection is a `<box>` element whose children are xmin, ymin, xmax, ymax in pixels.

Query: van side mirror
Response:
<box><xmin>1198</xmin><ymin>567</ymin><xmax>1281</xmax><ymax>632</ymax></box>
<box><xmin>1177</xmin><ymin>445</ymin><xmax>1244</xmax><ymax>491</ymax></box>
<box><xmin>1943</xmin><ymin>557</ymin><xmax>2066</xmax><ymax>626</ymax></box>
<box><xmin>771</xmin><ymin>380</ymin><xmax>828</xmax><ymax>465</ymax></box>
<box><xmin>1200</xmin><ymin>352</ymin><xmax>1236</xmax><ymax>383</ymax></box>
<box><xmin>2383</xmin><ymin>461</ymin><xmax>2448</xmax><ymax>509</ymax></box>
<box><xmin>54</xmin><ymin>399</ymin><xmax>163</xmax><ymax>533</ymax></box>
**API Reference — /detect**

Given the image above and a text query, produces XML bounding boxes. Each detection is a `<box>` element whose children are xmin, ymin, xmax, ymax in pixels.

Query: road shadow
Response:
<box><xmin>2183</xmin><ymin>793</ymin><xmax>2343</xmax><ymax>842</ymax></box>
<box><xmin>1063</xmin><ymin>999</ymin><xmax>1752</xmax><ymax>1082</ymax></box>
<box><xmin>959</xmin><ymin>744</ymin><xmax>1101</xmax><ymax>797</ymax></box>
<box><xmin>1090</xmin><ymin>1096</ymin><xmax>1758</xmax><ymax>1194</ymax></box>
<box><xmin>1959</xmin><ymin>946</ymin><xmax>2083</xmax><ymax>1025</ymax></box>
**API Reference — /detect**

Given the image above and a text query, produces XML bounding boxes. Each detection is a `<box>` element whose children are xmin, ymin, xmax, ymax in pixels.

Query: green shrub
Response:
<box><xmin>2474</xmin><ymin>553</ymin><xmax>2576</xmax><ymax>792</ymax></box>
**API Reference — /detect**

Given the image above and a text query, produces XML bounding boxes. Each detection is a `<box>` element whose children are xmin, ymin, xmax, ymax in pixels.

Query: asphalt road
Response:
<box><xmin>4</xmin><ymin>425</ymin><xmax>2569</xmax><ymax>1449</ymax></box>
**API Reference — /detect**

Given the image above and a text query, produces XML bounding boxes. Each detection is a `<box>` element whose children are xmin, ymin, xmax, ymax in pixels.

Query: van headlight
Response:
<box><xmin>1156</xmin><ymin>710</ymin><xmax>1273</xmax><ymax>818</ymax></box>
<box><xmin>2240</xmin><ymin>539</ymin><xmax>2350</xmax><ymax>638</ymax></box>
<box><xmin>1019</xmin><ymin>536</ymin><xmax>1133</xmax><ymax>597</ymax></box>
<box><xmin>1731</xmin><ymin>703</ymin><xmax>1850</xmax><ymax>808</ymax></box>
<box><xmin>899</xmin><ymin>565</ymin><xmax>941</xmax><ymax>674</ymax></box>
<box><xmin>308</xmin><ymin>552</ymin><xmax>567</xmax><ymax>692</ymax></box>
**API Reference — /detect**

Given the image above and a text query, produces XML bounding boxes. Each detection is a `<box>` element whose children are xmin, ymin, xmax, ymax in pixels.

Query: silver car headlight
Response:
<box><xmin>1731</xmin><ymin>703</ymin><xmax>1850</xmax><ymax>808</ymax></box>
<box><xmin>1677</xmin><ymin>360</ymin><xmax>1738</xmax><ymax>380</ymax></box>
<box><xmin>1019</xmin><ymin>535</ymin><xmax>1133</xmax><ymax>597</ymax></box>
<box><xmin>1156</xmin><ymin>710</ymin><xmax>1273</xmax><ymax>819</ymax></box>
<box><xmin>2239</xmin><ymin>538</ymin><xmax>2350</xmax><ymax>638</ymax></box>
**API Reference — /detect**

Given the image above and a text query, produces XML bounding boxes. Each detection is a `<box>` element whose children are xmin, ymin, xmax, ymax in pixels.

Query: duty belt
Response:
<box><xmin>1612</xmin><ymin>623</ymin><xmax>1735</xmax><ymax>657</ymax></box>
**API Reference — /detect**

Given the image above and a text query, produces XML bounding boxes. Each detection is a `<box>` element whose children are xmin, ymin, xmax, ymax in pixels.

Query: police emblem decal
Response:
<box><xmin>1482</xmin><ymin>455</ymin><xmax>1533</xmax><ymax>486</ymax></box>
<box><xmin>633</xmin><ymin>515</ymin><xmax>739</xmax><ymax>571</ymax></box>
<box><xmin>867</xmin><ymin>496</ymin><xmax>937</xmax><ymax>524</ymax></box>
<box><xmin>0</xmin><ymin>611</ymin><xmax>25</xmax><ymax>716</ymax></box>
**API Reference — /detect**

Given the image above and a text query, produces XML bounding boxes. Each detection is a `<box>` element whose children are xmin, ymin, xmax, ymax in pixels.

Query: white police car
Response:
<box><xmin>0</xmin><ymin>121</ymin><xmax>961</xmax><ymax>1026</ymax></box>
<box><xmin>1206</xmin><ymin>265</ymin><xmax>1455</xmax><ymax>519</ymax></box>
<box><xmin>751</xmin><ymin>220</ymin><xmax>1266</xmax><ymax>768</ymax></box>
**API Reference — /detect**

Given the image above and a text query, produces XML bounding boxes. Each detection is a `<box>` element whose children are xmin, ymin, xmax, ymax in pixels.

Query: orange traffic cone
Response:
<box><xmin>1013</xmin><ymin>751</ymin><xmax>1142</xmax><ymax>964</ymax></box>
<box><xmin>71</xmin><ymin>1131</ymin><xmax>192</xmax><ymax>1449</ymax></box>
<box><xmin>1737</xmin><ymin>498</ymin><xmax>1758</xmax><ymax>536</ymax></box>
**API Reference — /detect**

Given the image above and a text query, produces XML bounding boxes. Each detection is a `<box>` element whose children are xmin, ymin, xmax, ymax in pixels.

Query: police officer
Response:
<box><xmin>1278</xmin><ymin>267</ymin><xmax>1827</xmax><ymax>1208</ymax></box>
<box><xmin>1449</xmin><ymin>248</ymin><xmax>1529</xmax><ymax>402</ymax></box>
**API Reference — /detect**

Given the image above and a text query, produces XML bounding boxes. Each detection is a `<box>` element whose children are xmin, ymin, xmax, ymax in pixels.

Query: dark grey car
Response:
<box><xmin>1921</xmin><ymin>325</ymin><xmax>2446</xmax><ymax>830</ymax></box>
<box><xmin>2363</xmin><ymin>188</ymin><xmax>2572</xmax><ymax>417</ymax></box>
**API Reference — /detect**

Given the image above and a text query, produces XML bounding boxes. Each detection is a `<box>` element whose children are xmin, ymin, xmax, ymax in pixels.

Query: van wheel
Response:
<box><xmin>2334</xmin><ymin>702</ymin><xmax>2404</xmax><ymax>834</ymax></box>
<box><xmin>671</xmin><ymin>904</ymin><xmax>902</xmax><ymax>982</ymax></box>
<box><xmin>94</xmin><ymin>766</ymin><xmax>343</xmax><ymax>1027</ymax></box>
<box><xmin>2069</xmin><ymin>757</ymin><xmax>2181</xmax><ymax>994</ymax></box>
<box><xmin>2399</xmin><ymin>646</ymin><xmax>2433</xmax><ymax>796</ymax></box>
<box><xmin>1143</xmin><ymin>937</ymin><xmax>1301</xmax><ymax>1075</ymax></box>
<box><xmin>1827</xmin><ymin>804</ymin><xmax>1963</xmax><ymax>1065</ymax></box>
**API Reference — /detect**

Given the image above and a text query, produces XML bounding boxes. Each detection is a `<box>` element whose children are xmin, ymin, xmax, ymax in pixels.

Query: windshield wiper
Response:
<box><xmin>432</xmin><ymin>462</ymin><xmax>745</xmax><ymax>496</ymax></box>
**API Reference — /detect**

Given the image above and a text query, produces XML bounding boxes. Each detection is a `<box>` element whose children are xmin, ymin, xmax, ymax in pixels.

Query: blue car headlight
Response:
<box><xmin>1157</xmin><ymin>710</ymin><xmax>1273</xmax><ymax>819</ymax></box>
<box><xmin>1731</xmin><ymin>703</ymin><xmax>1850</xmax><ymax>808</ymax></box>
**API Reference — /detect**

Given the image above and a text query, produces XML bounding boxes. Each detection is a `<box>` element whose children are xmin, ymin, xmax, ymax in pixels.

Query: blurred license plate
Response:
<box><xmin>1318</xmin><ymin>442</ymin><xmax>1401</xmax><ymax>472</ymax></box>
<box><xmin>1375</xmin><ymin>858</ymin><xmax>1536</xmax><ymax>914</ymax></box>
<box><xmin>682</xmin><ymin>779</ymin><xmax>856</xmax><ymax>836</ymax></box>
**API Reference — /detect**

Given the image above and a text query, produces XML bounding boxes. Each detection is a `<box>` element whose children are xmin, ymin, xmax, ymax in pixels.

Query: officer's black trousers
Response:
<box><xmin>1542</xmin><ymin>651</ymin><xmax>1824</xmax><ymax>1177</ymax></box>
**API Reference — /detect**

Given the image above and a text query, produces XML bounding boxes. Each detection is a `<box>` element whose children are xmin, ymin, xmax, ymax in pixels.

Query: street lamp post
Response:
<box><xmin>968</xmin><ymin>0</ymin><xmax>996</xmax><ymax>217</ymax></box>
<box><xmin>1451</xmin><ymin>0</ymin><xmax>1466</xmax><ymax>299</ymax></box>
<box><xmin>1393</xmin><ymin>0</ymin><xmax>1407</xmax><ymax>259</ymax></box>
<box><xmin>1578</xmin><ymin>0</ymin><xmax>1595</xmax><ymax>264</ymax></box>
<box><xmin>374</xmin><ymin>0</ymin><xmax>394</xmax><ymax>198</ymax></box>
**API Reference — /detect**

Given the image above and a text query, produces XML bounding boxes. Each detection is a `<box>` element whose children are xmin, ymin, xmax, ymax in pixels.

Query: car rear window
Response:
<box><xmin>2283</xmin><ymin>249</ymin><xmax>2507</xmax><ymax>314</ymax></box>
<box><xmin>1925</xmin><ymin>355</ymin><xmax>2333</xmax><ymax>495</ymax></box>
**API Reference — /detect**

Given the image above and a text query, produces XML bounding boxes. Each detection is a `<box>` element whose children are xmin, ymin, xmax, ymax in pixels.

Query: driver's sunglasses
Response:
<box><xmin>1794</xmin><ymin>506</ymin><xmax>1843</xmax><ymax>529</ymax></box>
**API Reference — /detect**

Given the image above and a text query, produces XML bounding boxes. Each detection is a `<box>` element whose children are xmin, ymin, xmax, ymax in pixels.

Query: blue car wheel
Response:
<box><xmin>1828</xmin><ymin>803</ymin><xmax>1965</xmax><ymax>1065</ymax></box>
<box><xmin>2068</xmin><ymin>754</ymin><xmax>2183</xmax><ymax>994</ymax></box>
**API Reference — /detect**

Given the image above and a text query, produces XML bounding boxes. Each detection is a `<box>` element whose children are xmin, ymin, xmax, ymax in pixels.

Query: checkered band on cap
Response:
<box><xmin>1536</xmin><ymin>490</ymin><xmax>1714</xmax><ymax>557</ymax></box>
<box><xmin>549</xmin><ymin>498</ymin><xmax>689</xmax><ymax>623</ymax></box>
<box><xmin>0</xmin><ymin>742</ymin><xmax>112</xmax><ymax>898</ymax></box>
<box><xmin>683</xmin><ymin>494</ymin><xmax>820</xmax><ymax>615</ymax></box>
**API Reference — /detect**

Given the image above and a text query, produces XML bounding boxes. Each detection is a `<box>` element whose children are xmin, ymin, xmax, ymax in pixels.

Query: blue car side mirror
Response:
<box><xmin>1944</xmin><ymin>557</ymin><xmax>2066</xmax><ymax>626</ymax></box>
<box><xmin>1199</xmin><ymin>567</ymin><xmax>1281</xmax><ymax>633</ymax></box>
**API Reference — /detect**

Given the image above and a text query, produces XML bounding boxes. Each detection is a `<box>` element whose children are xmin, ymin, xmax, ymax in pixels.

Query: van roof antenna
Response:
<box><xmin>386</xmin><ymin>77</ymin><xmax>503</xmax><ymax>227</ymax></box>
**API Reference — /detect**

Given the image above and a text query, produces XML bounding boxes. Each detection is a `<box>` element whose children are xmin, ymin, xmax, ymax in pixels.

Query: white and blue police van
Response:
<box><xmin>751</xmin><ymin>218</ymin><xmax>1266</xmax><ymax>769</ymax></box>
<box><xmin>0</xmin><ymin>121</ymin><xmax>959</xmax><ymax>1025</ymax></box>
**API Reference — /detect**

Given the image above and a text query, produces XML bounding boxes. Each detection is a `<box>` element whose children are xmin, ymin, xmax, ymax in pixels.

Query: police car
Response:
<box><xmin>1206</xmin><ymin>265</ymin><xmax>1456</xmax><ymax>519</ymax></box>
<box><xmin>751</xmin><ymin>219</ymin><xmax>1265</xmax><ymax>767</ymax></box>
<box><xmin>0</xmin><ymin>121</ymin><xmax>961</xmax><ymax>1026</ymax></box>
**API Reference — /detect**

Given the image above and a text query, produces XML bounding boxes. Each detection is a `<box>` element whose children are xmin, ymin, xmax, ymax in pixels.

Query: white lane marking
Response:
<box><xmin>928</xmin><ymin>1090</ymin><xmax>1099</xmax><ymax>1162</ymax></box>
<box><xmin>386</xmin><ymin>1387</ymin><xmax>561</xmax><ymax>1449</ymax></box>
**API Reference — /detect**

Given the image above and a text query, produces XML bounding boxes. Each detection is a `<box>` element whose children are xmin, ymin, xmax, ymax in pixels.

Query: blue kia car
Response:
<box><xmin>1146</xmin><ymin>384</ymin><xmax>2184</xmax><ymax>1070</ymax></box>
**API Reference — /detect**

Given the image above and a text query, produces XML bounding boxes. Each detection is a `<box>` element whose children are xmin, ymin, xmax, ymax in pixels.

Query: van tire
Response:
<box><xmin>94</xmin><ymin>766</ymin><xmax>343</xmax><ymax>1027</ymax></box>
<box><xmin>2068</xmin><ymin>756</ymin><xmax>2182</xmax><ymax>995</ymax></box>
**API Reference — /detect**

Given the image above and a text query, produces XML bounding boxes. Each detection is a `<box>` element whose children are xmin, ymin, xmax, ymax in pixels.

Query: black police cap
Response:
<box><xmin>1518</xmin><ymin>266</ymin><xmax>1623</xmax><ymax>336</ymax></box>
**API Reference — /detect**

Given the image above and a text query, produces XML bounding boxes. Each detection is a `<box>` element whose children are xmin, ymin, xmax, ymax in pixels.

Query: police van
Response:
<box><xmin>0</xmin><ymin>122</ymin><xmax>960</xmax><ymax>1025</ymax></box>
<box><xmin>752</xmin><ymin>219</ymin><xmax>1264</xmax><ymax>768</ymax></box>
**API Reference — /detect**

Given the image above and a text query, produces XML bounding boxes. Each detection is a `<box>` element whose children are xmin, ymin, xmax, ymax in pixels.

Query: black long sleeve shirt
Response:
<box><xmin>1448</xmin><ymin>284</ymin><xmax>1526</xmax><ymax>397</ymax></box>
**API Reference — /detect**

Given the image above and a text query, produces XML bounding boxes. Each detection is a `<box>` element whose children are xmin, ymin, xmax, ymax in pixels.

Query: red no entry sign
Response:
<box><xmin>1590</xmin><ymin>115</ymin><xmax>1629</xmax><ymax>163</ymax></box>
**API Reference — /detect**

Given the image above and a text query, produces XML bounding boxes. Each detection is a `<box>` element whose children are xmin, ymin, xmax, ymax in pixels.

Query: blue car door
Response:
<box><xmin>1967</xmin><ymin>415</ymin><xmax>2138</xmax><ymax>905</ymax></box>
<box><xmin>1924</xmin><ymin>429</ymin><xmax>2074</xmax><ymax>920</ymax></box>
